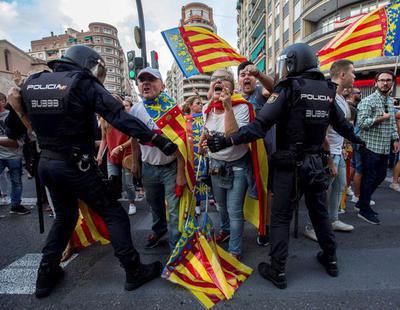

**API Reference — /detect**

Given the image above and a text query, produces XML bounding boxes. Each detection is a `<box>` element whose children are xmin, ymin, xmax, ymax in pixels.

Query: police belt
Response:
<box><xmin>40</xmin><ymin>149</ymin><xmax>70</xmax><ymax>161</ymax></box>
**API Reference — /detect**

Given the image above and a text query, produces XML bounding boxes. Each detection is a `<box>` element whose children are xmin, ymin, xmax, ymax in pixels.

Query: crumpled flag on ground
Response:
<box><xmin>162</xmin><ymin>214</ymin><xmax>252</xmax><ymax>309</ymax></box>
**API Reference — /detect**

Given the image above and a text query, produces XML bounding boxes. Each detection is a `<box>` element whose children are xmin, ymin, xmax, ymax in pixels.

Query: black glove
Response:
<box><xmin>352</xmin><ymin>135</ymin><xmax>366</xmax><ymax>147</ymax></box>
<box><xmin>207</xmin><ymin>135</ymin><xmax>232</xmax><ymax>153</ymax></box>
<box><xmin>152</xmin><ymin>134</ymin><xmax>177</xmax><ymax>156</ymax></box>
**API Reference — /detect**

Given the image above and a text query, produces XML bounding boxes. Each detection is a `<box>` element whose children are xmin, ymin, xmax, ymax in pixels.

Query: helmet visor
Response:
<box><xmin>92</xmin><ymin>59</ymin><xmax>106</xmax><ymax>84</ymax></box>
<box><xmin>276</xmin><ymin>54</ymin><xmax>288</xmax><ymax>81</ymax></box>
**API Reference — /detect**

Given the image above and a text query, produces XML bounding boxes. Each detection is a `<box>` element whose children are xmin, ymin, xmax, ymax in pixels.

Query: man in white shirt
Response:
<box><xmin>130</xmin><ymin>68</ymin><xmax>185</xmax><ymax>250</ymax></box>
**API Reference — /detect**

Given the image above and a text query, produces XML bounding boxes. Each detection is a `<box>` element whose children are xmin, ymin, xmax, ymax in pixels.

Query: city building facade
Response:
<box><xmin>29</xmin><ymin>22</ymin><xmax>134</xmax><ymax>97</ymax></box>
<box><xmin>166</xmin><ymin>2</ymin><xmax>216</xmax><ymax>106</ymax></box>
<box><xmin>237</xmin><ymin>0</ymin><xmax>302</xmax><ymax>77</ymax></box>
<box><xmin>237</xmin><ymin>0</ymin><xmax>398</xmax><ymax>95</ymax></box>
<box><xmin>0</xmin><ymin>40</ymin><xmax>47</xmax><ymax>94</ymax></box>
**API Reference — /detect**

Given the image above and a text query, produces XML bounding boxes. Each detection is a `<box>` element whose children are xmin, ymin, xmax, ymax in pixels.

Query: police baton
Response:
<box><xmin>34</xmin><ymin>158</ymin><xmax>45</xmax><ymax>234</ymax></box>
<box><xmin>293</xmin><ymin>165</ymin><xmax>300</xmax><ymax>239</ymax></box>
<box><xmin>293</xmin><ymin>143</ymin><xmax>304</xmax><ymax>239</ymax></box>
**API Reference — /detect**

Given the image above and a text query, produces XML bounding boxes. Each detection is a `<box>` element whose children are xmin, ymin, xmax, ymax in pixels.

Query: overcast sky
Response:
<box><xmin>0</xmin><ymin>0</ymin><xmax>238</xmax><ymax>78</ymax></box>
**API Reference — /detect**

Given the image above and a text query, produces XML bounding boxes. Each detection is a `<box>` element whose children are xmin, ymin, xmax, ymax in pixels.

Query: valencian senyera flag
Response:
<box><xmin>143</xmin><ymin>92</ymin><xmax>196</xmax><ymax>232</ymax></box>
<box><xmin>184</xmin><ymin>113</ymin><xmax>212</xmax><ymax>203</ymax></box>
<box><xmin>161</xmin><ymin>26</ymin><xmax>247</xmax><ymax>77</ymax></box>
<box><xmin>318</xmin><ymin>0</ymin><xmax>400</xmax><ymax>72</ymax></box>
<box><xmin>162</xmin><ymin>214</ymin><xmax>252</xmax><ymax>309</ymax></box>
<box><xmin>70</xmin><ymin>201</ymin><xmax>110</xmax><ymax>249</ymax></box>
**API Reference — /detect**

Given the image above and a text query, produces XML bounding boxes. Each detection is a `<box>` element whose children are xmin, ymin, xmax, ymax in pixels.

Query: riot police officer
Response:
<box><xmin>7</xmin><ymin>45</ymin><xmax>177</xmax><ymax>298</ymax></box>
<box><xmin>207</xmin><ymin>43</ymin><xmax>364</xmax><ymax>289</ymax></box>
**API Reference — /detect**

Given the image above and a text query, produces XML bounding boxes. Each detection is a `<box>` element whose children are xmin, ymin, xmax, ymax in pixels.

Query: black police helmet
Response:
<box><xmin>48</xmin><ymin>45</ymin><xmax>104</xmax><ymax>71</ymax></box>
<box><xmin>276</xmin><ymin>43</ymin><xmax>318</xmax><ymax>80</ymax></box>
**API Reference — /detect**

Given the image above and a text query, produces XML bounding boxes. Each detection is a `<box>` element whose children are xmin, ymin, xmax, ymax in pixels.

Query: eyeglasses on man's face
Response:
<box><xmin>377</xmin><ymin>79</ymin><xmax>393</xmax><ymax>84</ymax></box>
<box><xmin>210</xmin><ymin>75</ymin><xmax>231</xmax><ymax>82</ymax></box>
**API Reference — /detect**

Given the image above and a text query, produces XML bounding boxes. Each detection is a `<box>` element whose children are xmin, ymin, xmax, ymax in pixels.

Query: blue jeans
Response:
<box><xmin>210</xmin><ymin>156</ymin><xmax>249</xmax><ymax>255</ymax></box>
<box><xmin>107</xmin><ymin>161</ymin><xmax>136</xmax><ymax>201</ymax></box>
<box><xmin>142</xmin><ymin>160</ymin><xmax>180</xmax><ymax>250</ymax></box>
<box><xmin>356</xmin><ymin>148</ymin><xmax>388</xmax><ymax>212</ymax></box>
<box><xmin>327</xmin><ymin>154</ymin><xmax>346</xmax><ymax>221</ymax></box>
<box><xmin>0</xmin><ymin>158</ymin><xmax>22</xmax><ymax>206</ymax></box>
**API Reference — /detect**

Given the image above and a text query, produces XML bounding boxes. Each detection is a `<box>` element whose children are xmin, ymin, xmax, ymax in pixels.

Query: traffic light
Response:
<box><xmin>127</xmin><ymin>50</ymin><xmax>135</xmax><ymax>80</ymax></box>
<box><xmin>150</xmin><ymin>50</ymin><xmax>159</xmax><ymax>69</ymax></box>
<box><xmin>134</xmin><ymin>57</ymin><xmax>145</xmax><ymax>75</ymax></box>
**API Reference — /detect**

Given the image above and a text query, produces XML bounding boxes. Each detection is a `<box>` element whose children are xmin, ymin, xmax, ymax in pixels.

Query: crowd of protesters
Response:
<box><xmin>2</xmin><ymin>58</ymin><xmax>400</xmax><ymax>262</ymax></box>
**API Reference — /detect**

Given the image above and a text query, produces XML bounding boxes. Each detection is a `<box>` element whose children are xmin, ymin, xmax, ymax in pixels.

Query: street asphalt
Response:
<box><xmin>0</xmin><ymin>172</ymin><xmax>400</xmax><ymax>309</ymax></box>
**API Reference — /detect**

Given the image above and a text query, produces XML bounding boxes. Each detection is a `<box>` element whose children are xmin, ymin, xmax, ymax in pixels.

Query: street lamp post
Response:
<box><xmin>136</xmin><ymin>0</ymin><xmax>147</xmax><ymax>65</ymax></box>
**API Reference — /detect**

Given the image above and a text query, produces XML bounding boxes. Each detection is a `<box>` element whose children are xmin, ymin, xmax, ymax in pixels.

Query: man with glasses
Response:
<box><xmin>356</xmin><ymin>70</ymin><xmax>400</xmax><ymax>224</ymax></box>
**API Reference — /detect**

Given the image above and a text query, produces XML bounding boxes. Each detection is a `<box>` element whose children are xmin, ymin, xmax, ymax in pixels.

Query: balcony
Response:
<box><xmin>250</xmin><ymin>32</ymin><xmax>266</xmax><ymax>62</ymax></box>
<box><xmin>249</xmin><ymin>10</ymin><xmax>266</xmax><ymax>39</ymax></box>
<box><xmin>302</xmin><ymin>0</ymin><xmax>362</xmax><ymax>22</ymax></box>
<box><xmin>249</xmin><ymin>0</ymin><xmax>265</xmax><ymax>22</ymax></box>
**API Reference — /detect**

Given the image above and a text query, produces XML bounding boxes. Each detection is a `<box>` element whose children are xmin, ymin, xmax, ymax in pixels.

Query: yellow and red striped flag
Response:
<box><xmin>318</xmin><ymin>8</ymin><xmax>387</xmax><ymax>72</ymax></box>
<box><xmin>162</xmin><ymin>214</ymin><xmax>252</xmax><ymax>309</ymax></box>
<box><xmin>318</xmin><ymin>0</ymin><xmax>400</xmax><ymax>71</ymax></box>
<box><xmin>70</xmin><ymin>201</ymin><xmax>110</xmax><ymax>249</ymax></box>
<box><xmin>162</xmin><ymin>26</ymin><xmax>247</xmax><ymax>77</ymax></box>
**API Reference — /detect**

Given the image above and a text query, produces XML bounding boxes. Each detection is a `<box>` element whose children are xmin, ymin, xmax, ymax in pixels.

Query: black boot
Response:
<box><xmin>317</xmin><ymin>251</ymin><xmax>338</xmax><ymax>277</ymax></box>
<box><xmin>258</xmin><ymin>258</ymin><xmax>287</xmax><ymax>289</ymax></box>
<box><xmin>124</xmin><ymin>259</ymin><xmax>163</xmax><ymax>291</ymax></box>
<box><xmin>35</xmin><ymin>262</ymin><xmax>64</xmax><ymax>298</ymax></box>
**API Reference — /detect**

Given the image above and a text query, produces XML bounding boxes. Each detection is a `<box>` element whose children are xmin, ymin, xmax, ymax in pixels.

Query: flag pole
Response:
<box><xmin>394</xmin><ymin>55</ymin><xmax>399</xmax><ymax>97</ymax></box>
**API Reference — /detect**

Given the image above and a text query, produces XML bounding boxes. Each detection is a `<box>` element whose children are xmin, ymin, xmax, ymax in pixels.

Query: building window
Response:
<box><xmin>275</xmin><ymin>24</ymin><xmax>280</xmax><ymax>40</ymax></box>
<box><xmin>283</xmin><ymin>30</ymin><xmax>289</xmax><ymax>43</ymax></box>
<box><xmin>322</xmin><ymin>13</ymin><xmax>340</xmax><ymax>33</ymax></box>
<box><xmin>94</xmin><ymin>36</ymin><xmax>101</xmax><ymax>43</ymax></box>
<box><xmin>106</xmin><ymin>76</ymin><xmax>116</xmax><ymax>82</ymax></box>
<box><xmin>105</xmin><ymin>57</ymin><xmax>113</xmax><ymax>63</ymax></box>
<box><xmin>103</xmin><ymin>37</ymin><xmax>113</xmax><ymax>45</ymax></box>
<box><xmin>294</xmin><ymin>18</ymin><xmax>301</xmax><ymax>33</ymax></box>
<box><xmin>94</xmin><ymin>27</ymin><xmax>100</xmax><ymax>32</ymax></box>
<box><xmin>105</xmin><ymin>47</ymin><xmax>113</xmax><ymax>54</ymax></box>
<box><xmin>294</xmin><ymin>0</ymin><xmax>301</xmax><ymax>20</ymax></box>
<box><xmin>94</xmin><ymin>46</ymin><xmax>101</xmax><ymax>52</ymax></box>
<box><xmin>103</xmin><ymin>28</ymin><xmax>112</xmax><ymax>34</ymax></box>
<box><xmin>284</xmin><ymin>15</ymin><xmax>289</xmax><ymax>32</ymax></box>
<box><xmin>283</xmin><ymin>2</ymin><xmax>289</xmax><ymax>17</ymax></box>
<box><xmin>4</xmin><ymin>50</ymin><xmax>10</xmax><ymax>71</ymax></box>
<box><xmin>275</xmin><ymin>14</ymin><xmax>280</xmax><ymax>27</ymax></box>
<box><xmin>275</xmin><ymin>39</ymin><xmax>280</xmax><ymax>50</ymax></box>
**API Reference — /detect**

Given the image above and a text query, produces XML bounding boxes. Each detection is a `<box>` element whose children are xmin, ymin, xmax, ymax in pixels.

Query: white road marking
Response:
<box><xmin>0</xmin><ymin>253</ymin><xmax>78</xmax><ymax>295</ymax></box>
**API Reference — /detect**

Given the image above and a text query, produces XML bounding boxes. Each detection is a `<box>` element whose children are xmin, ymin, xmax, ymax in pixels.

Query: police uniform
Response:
<box><xmin>7</xmin><ymin>47</ymin><xmax>172</xmax><ymax>297</ymax></box>
<box><xmin>230</xmin><ymin>70</ymin><xmax>361</xmax><ymax>265</ymax></box>
<box><xmin>207</xmin><ymin>64</ymin><xmax>364</xmax><ymax>288</ymax></box>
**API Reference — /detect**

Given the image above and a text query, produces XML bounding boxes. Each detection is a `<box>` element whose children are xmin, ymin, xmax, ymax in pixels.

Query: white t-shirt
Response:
<box><xmin>203</xmin><ymin>103</ymin><xmax>250</xmax><ymax>161</ymax></box>
<box><xmin>326</xmin><ymin>94</ymin><xmax>351</xmax><ymax>155</ymax></box>
<box><xmin>129</xmin><ymin>102</ymin><xmax>176</xmax><ymax>165</ymax></box>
